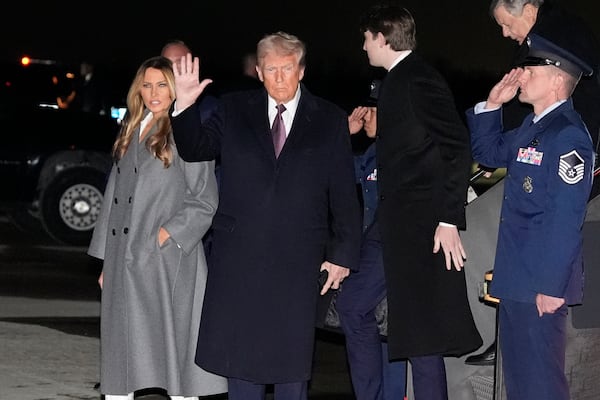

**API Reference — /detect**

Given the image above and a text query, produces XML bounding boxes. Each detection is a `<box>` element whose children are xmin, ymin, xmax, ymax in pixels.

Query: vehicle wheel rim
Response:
<box><xmin>58</xmin><ymin>183</ymin><xmax>104</xmax><ymax>231</ymax></box>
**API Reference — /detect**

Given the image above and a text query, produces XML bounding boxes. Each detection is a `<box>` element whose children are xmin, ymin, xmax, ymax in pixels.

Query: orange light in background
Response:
<box><xmin>19</xmin><ymin>56</ymin><xmax>56</xmax><ymax>66</ymax></box>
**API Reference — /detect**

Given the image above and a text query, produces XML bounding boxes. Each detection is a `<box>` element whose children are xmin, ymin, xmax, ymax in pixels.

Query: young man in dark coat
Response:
<box><xmin>358</xmin><ymin>4</ymin><xmax>482</xmax><ymax>400</ymax></box>
<box><xmin>170</xmin><ymin>32</ymin><xmax>361</xmax><ymax>400</ymax></box>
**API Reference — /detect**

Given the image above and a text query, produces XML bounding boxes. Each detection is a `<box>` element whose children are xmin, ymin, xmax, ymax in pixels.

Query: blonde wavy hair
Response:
<box><xmin>112</xmin><ymin>56</ymin><xmax>176</xmax><ymax>167</ymax></box>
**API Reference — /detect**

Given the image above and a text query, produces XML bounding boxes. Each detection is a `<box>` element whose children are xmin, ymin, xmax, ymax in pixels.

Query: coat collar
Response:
<box><xmin>530</xmin><ymin>98</ymin><xmax>575</xmax><ymax>131</ymax></box>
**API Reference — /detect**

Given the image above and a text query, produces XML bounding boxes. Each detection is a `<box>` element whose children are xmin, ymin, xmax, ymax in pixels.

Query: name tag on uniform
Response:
<box><xmin>516</xmin><ymin>147</ymin><xmax>543</xmax><ymax>165</ymax></box>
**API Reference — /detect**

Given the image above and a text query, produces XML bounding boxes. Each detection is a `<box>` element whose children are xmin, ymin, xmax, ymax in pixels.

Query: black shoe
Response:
<box><xmin>465</xmin><ymin>341</ymin><xmax>496</xmax><ymax>366</ymax></box>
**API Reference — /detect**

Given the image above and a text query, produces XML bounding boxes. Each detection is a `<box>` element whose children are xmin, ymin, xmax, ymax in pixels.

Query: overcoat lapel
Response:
<box><xmin>277</xmin><ymin>89</ymin><xmax>314</xmax><ymax>159</ymax></box>
<box><xmin>246</xmin><ymin>92</ymin><xmax>277</xmax><ymax>160</ymax></box>
<box><xmin>245</xmin><ymin>86</ymin><xmax>315</xmax><ymax>161</ymax></box>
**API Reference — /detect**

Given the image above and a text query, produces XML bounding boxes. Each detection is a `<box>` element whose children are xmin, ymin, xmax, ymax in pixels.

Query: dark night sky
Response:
<box><xmin>5</xmin><ymin>1</ymin><xmax>510</xmax><ymax>73</ymax></box>
<box><xmin>4</xmin><ymin>0</ymin><xmax>599</xmax><ymax>110</ymax></box>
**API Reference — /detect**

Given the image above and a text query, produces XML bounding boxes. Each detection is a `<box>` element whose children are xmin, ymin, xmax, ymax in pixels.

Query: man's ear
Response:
<box><xmin>376</xmin><ymin>32</ymin><xmax>387</xmax><ymax>47</ymax></box>
<box><xmin>552</xmin><ymin>71</ymin><xmax>567</xmax><ymax>94</ymax></box>
<box><xmin>522</xmin><ymin>3</ymin><xmax>539</xmax><ymax>25</ymax></box>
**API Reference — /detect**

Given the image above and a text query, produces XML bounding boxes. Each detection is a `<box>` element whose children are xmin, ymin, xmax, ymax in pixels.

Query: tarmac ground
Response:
<box><xmin>0</xmin><ymin>296</ymin><xmax>354</xmax><ymax>400</ymax></box>
<box><xmin>0</xmin><ymin>214</ymin><xmax>353</xmax><ymax>400</ymax></box>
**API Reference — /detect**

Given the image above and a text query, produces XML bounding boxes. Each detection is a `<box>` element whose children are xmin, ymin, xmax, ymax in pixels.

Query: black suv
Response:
<box><xmin>0</xmin><ymin>59</ymin><xmax>123</xmax><ymax>245</ymax></box>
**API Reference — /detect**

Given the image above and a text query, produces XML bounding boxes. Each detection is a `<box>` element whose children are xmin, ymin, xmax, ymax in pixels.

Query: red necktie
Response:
<box><xmin>272</xmin><ymin>104</ymin><xmax>286</xmax><ymax>158</ymax></box>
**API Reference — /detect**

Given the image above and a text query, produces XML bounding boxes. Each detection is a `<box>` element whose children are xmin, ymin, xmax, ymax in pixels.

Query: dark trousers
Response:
<box><xmin>227</xmin><ymin>377</ymin><xmax>307</xmax><ymax>400</ymax></box>
<box><xmin>382</xmin><ymin>342</ymin><xmax>407</xmax><ymax>399</ymax></box>
<box><xmin>499</xmin><ymin>299</ymin><xmax>569</xmax><ymax>400</ymax></box>
<box><xmin>410</xmin><ymin>355</ymin><xmax>448</xmax><ymax>400</ymax></box>
<box><xmin>336</xmin><ymin>236</ymin><xmax>407</xmax><ymax>400</ymax></box>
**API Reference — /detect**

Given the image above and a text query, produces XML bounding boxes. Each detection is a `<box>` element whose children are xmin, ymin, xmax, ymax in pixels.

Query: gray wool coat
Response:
<box><xmin>87</xmin><ymin>121</ymin><xmax>226</xmax><ymax>396</ymax></box>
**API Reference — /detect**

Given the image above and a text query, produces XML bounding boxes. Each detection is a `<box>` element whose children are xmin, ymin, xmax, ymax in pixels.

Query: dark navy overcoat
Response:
<box><xmin>171</xmin><ymin>85</ymin><xmax>361</xmax><ymax>383</ymax></box>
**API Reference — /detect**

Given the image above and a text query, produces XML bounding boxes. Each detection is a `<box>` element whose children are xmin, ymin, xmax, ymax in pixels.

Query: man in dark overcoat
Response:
<box><xmin>169</xmin><ymin>32</ymin><xmax>361</xmax><ymax>400</ymax></box>
<box><xmin>358</xmin><ymin>5</ymin><xmax>483</xmax><ymax>400</ymax></box>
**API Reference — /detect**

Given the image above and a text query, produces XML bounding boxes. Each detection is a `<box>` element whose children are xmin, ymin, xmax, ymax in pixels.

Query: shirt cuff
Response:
<box><xmin>438</xmin><ymin>222</ymin><xmax>456</xmax><ymax>228</ymax></box>
<box><xmin>474</xmin><ymin>101</ymin><xmax>500</xmax><ymax>114</ymax></box>
<box><xmin>171</xmin><ymin>101</ymin><xmax>189</xmax><ymax>117</ymax></box>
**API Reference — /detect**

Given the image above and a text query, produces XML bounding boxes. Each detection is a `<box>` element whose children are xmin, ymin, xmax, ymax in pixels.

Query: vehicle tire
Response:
<box><xmin>39</xmin><ymin>168</ymin><xmax>107</xmax><ymax>246</ymax></box>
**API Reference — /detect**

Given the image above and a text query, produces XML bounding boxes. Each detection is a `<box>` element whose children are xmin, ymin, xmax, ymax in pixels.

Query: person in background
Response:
<box><xmin>57</xmin><ymin>60</ymin><xmax>107</xmax><ymax>114</ymax></box>
<box><xmin>466</xmin><ymin>33</ymin><xmax>594</xmax><ymax>400</ymax></box>
<box><xmin>87</xmin><ymin>56</ymin><xmax>227</xmax><ymax>400</ymax></box>
<box><xmin>74</xmin><ymin>61</ymin><xmax>107</xmax><ymax>114</ymax></box>
<box><xmin>336</xmin><ymin>94</ymin><xmax>407</xmax><ymax>400</ymax></box>
<box><xmin>169</xmin><ymin>31</ymin><xmax>361</xmax><ymax>400</ymax></box>
<box><xmin>242</xmin><ymin>52</ymin><xmax>259</xmax><ymax>80</ymax></box>
<box><xmin>467</xmin><ymin>0</ymin><xmax>600</xmax><ymax>366</ymax></box>
<box><xmin>218</xmin><ymin>51</ymin><xmax>264</xmax><ymax>94</ymax></box>
<box><xmin>358</xmin><ymin>4</ymin><xmax>483</xmax><ymax>399</ymax></box>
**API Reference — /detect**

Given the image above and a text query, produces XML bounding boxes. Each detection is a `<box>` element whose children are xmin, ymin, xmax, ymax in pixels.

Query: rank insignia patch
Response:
<box><xmin>558</xmin><ymin>150</ymin><xmax>585</xmax><ymax>184</ymax></box>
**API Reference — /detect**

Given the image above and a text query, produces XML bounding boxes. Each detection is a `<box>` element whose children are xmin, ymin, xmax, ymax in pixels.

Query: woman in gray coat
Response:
<box><xmin>88</xmin><ymin>56</ymin><xmax>226</xmax><ymax>400</ymax></box>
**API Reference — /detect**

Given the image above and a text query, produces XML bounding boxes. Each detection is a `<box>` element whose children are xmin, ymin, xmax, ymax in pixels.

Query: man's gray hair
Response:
<box><xmin>256</xmin><ymin>31</ymin><xmax>306</xmax><ymax>67</ymax></box>
<box><xmin>489</xmin><ymin>0</ymin><xmax>544</xmax><ymax>16</ymax></box>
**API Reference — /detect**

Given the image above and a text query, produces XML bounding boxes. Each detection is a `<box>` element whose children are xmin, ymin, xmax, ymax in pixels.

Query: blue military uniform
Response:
<box><xmin>468</xmin><ymin>101</ymin><xmax>593</xmax><ymax>306</ymax></box>
<box><xmin>357</xmin><ymin>143</ymin><xmax>378</xmax><ymax>234</ymax></box>
<box><xmin>466</xmin><ymin>34</ymin><xmax>594</xmax><ymax>400</ymax></box>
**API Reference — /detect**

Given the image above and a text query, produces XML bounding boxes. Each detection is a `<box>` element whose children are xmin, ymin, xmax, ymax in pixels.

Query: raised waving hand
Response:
<box><xmin>173</xmin><ymin>53</ymin><xmax>213</xmax><ymax>112</ymax></box>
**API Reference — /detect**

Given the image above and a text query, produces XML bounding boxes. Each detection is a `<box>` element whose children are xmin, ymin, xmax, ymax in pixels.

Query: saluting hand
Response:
<box><xmin>348</xmin><ymin>106</ymin><xmax>369</xmax><ymax>135</ymax></box>
<box><xmin>173</xmin><ymin>53</ymin><xmax>213</xmax><ymax>112</ymax></box>
<box><xmin>485</xmin><ymin>67</ymin><xmax>523</xmax><ymax>110</ymax></box>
